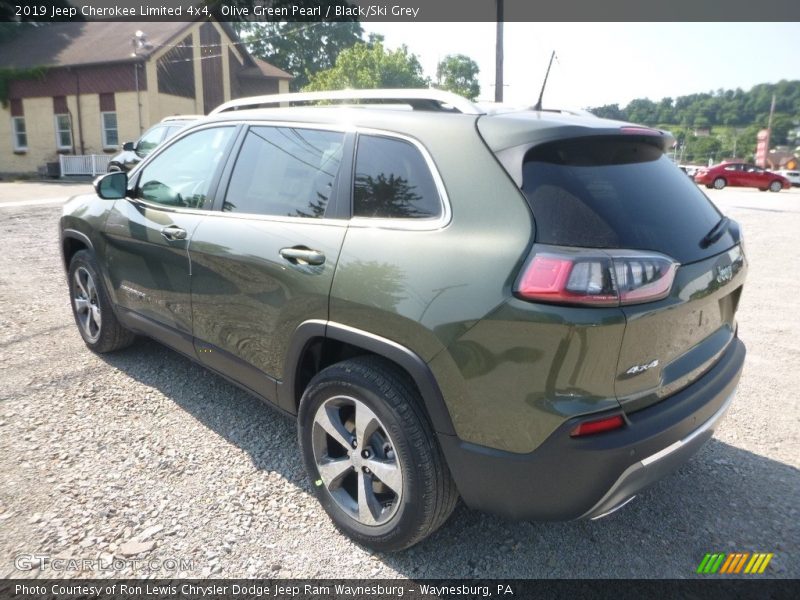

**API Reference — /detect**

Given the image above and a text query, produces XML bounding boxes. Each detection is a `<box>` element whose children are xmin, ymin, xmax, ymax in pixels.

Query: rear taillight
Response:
<box><xmin>515</xmin><ymin>245</ymin><xmax>678</xmax><ymax>307</ymax></box>
<box><xmin>570</xmin><ymin>414</ymin><xmax>625</xmax><ymax>437</ymax></box>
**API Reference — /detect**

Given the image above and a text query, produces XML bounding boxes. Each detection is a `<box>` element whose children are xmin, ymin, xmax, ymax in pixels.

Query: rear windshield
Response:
<box><xmin>522</xmin><ymin>138</ymin><xmax>727</xmax><ymax>264</ymax></box>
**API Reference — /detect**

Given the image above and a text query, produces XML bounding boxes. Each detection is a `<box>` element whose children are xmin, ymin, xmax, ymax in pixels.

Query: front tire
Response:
<box><xmin>769</xmin><ymin>180</ymin><xmax>783</xmax><ymax>192</ymax></box>
<box><xmin>68</xmin><ymin>250</ymin><xmax>135</xmax><ymax>353</ymax></box>
<box><xmin>298</xmin><ymin>357</ymin><xmax>458</xmax><ymax>551</ymax></box>
<box><xmin>713</xmin><ymin>177</ymin><xmax>727</xmax><ymax>190</ymax></box>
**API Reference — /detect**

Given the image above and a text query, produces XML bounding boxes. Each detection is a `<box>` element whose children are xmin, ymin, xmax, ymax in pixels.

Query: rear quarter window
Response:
<box><xmin>522</xmin><ymin>137</ymin><xmax>725</xmax><ymax>264</ymax></box>
<box><xmin>353</xmin><ymin>135</ymin><xmax>441</xmax><ymax>219</ymax></box>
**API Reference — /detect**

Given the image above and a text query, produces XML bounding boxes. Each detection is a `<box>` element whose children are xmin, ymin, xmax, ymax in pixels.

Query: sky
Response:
<box><xmin>363</xmin><ymin>22</ymin><xmax>800</xmax><ymax>109</ymax></box>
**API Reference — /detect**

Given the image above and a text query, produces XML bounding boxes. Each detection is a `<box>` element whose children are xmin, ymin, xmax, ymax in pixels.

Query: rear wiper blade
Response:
<box><xmin>700</xmin><ymin>216</ymin><xmax>730</xmax><ymax>249</ymax></box>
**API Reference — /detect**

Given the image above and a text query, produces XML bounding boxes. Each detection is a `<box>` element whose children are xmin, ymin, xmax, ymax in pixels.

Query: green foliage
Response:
<box><xmin>592</xmin><ymin>80</ymin><xmax>800</xmax><ymax>163</ymax></box>
<box><xmin>235</xmin><ymin>18</ymin><xmax>363</xmax><ymax>91</ymax></box>
<box><xmin>435</xmin><ymin>54</ymin><xmax>480</xmax><ymax>100</ymax></box>
<box><xmin>0</xmin><ymin>66</ymin><xmax>47</xmax><ymax>107</ymax></box>
<box><xmin>304</xmin><ymin>41</ymin><xmax>429</xmax><ymax>91</ymax></box>
<box><xmin>590</xmin><ymin>104</ymin><xmax>625</xmax><ymax>120</ymax></box>
<box><xmin>589</xmin><ymin>80</ymin><xmax>800</xmax><ymax>140</ymax></box>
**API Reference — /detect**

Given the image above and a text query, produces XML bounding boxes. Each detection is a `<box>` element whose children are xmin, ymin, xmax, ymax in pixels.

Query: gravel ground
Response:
<box><xmin>0</xmin><ymin>184</ymin><xmax>798</xmax><ymax>579</ymax></box>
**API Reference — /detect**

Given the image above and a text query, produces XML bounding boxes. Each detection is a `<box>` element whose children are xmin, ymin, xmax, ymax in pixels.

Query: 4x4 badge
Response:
<box><xmin>625</xmin><ymin>359</ymin><xmax>659</xmax><ymax>376</ymax></box>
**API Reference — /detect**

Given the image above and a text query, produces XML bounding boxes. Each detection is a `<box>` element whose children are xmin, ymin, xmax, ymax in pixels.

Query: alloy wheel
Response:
<box><xmin>311</xmin><ymin>395</ymin><xmax>403</xmax><ymax>526</ymax></box>
<box><xmin>73</xmin><ymin>266</ymin><xmax>102</xmax><ymax>342</ymax></box>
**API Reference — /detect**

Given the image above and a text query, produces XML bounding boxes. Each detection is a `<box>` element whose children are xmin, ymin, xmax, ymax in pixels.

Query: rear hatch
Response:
<box><xmin>486</xmin><ymin>126</ymin><xmax>746</xmax><ymax>413</ymax></box>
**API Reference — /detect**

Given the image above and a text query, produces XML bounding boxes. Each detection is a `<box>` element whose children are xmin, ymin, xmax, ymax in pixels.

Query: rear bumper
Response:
<box><xmin>438</xmin><ymin>337</ymin><xmax>745</xmax><ymax>521</ymax></box>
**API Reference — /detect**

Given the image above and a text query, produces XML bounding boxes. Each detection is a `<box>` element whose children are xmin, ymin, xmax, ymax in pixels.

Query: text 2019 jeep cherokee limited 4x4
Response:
<box><xmin>60</xmin><ymin>89</ymin><xmax>746</xmax><ymax>551</ymax></box>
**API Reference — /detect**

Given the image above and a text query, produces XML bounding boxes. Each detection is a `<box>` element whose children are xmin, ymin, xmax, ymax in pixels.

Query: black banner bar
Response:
<box><xmin>2</xmin><ymin>580</ymin><xmax>800</xmax><ymax>600</ymax></box>
<box><xmin>2</xmin><ymin>0</ymin><xmax>800</xmax><ymax>22</ymax></box>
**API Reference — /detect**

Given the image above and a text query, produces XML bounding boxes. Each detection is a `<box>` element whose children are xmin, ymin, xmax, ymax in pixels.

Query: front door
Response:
<box><xmin>103</xmin><ymin>125</ymin><xmax>237</xmax><ymax>352</ymax></box>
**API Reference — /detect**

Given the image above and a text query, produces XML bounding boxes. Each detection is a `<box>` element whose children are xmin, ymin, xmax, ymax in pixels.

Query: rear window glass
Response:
<box><xmin>353</xmin><ymin>135</ymin><xmax>441</xmax><ymax>219</ymax></box>
<box><xmin>522</xmin><ymin>138</ymin><xmax>724</xmax><ymax>264</ymax></box>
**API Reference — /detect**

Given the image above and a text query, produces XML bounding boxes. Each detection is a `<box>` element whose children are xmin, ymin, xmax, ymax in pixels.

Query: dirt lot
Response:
<box><xmin>0</xmin><ymin>183</ymin><xmax>798</xmax><ymax>579</ymax></box>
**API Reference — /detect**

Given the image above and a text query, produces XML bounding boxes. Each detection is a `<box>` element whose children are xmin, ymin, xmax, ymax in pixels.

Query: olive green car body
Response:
<box><xmin>61</xmin><ymin>104</ymin><xmax>746</xmax><ymax>523</ymax></box>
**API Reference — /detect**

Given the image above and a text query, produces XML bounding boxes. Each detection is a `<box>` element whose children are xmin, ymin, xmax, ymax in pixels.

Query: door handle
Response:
<box><xmin>160</xmin><ymin>226</ymin><xmax>187</xmax><ymax>241</ymax></box>
<box><xmin>279</xmin><ymin>246</ymin><xmax>326</xmax><ymax>266</ymax></box>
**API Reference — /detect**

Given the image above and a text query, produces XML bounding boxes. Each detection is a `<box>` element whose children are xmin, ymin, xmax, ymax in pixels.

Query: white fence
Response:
<box><xmin>59</xmin><ymin>154</ymin><xmax>112</xmax><ymax>176</ymax></box>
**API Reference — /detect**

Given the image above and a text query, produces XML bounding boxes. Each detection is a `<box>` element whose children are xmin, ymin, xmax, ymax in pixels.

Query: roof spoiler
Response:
<box><xmin>209</xmin><ymin>88</ymin><xmax>485</xmax><ymax>116</ymax></box>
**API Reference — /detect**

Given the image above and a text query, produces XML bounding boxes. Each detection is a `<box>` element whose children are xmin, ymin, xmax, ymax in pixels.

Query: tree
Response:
<box><xmin>235</xmin><ymin>20</ymin><xmax>363</xmax><ymax>91</ymax></box>
<box><xmin>589</xmin><ymin>104</ymin><xmax>625</xmax><ymax>120</ymax></box>
<box><xmin>625</xmin><ymin>98</ymin><xmax>658</xmax><ymax>124</ymax></box>
<box><xmin>435</xmin><ymin>54</ymin><xmax>480</xmax><ymax>100</ymax></box>
<box><xmin>304</xmin><ymin>40</ymin><xmax>429</xmax><ymax>91</ymax></box>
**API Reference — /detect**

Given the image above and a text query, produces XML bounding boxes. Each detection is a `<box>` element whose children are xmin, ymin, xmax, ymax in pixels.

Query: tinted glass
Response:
<box><xmin>353</xmin><ymin>135</ymin><xmax>441</xmax><ymax>219</ymax></box>
<box><xmin>164</xmin><ymin>125</ymin><xmax>187</xmax><ymax>140</ymax></box>
<box><xmin>136</xmin><ymin>127</ymin><xmax>234</xmax><ymax>209</ymax></box>
<box><xmin>223</xmin><ymin>126</ymin><xmax>344</xmax><ymax>218</ymax></box>
<box><xmin>521</xmin><ymin>137</ymin><xmax>725</xmax><ymax>264</ymax></box>
<box><xmin>136</xmin><ymin>124</ymin><xmax>168</xmax><ymax>156</ymax></box>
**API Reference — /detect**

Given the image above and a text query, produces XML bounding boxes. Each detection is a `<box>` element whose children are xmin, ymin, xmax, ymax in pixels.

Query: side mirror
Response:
<box><xmin>122</xmin><ymin>141</ymin><xmax>135</xmax><ymax>151</ymax></box>
<box><xmin>94</xmin><ymin>171</ymin><xmax>128</xmax><ymax>200</ymax></box>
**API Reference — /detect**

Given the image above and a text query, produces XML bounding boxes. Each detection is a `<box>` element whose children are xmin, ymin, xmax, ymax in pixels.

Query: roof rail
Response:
<box><xmin>209</xmin><ymin>88</ymin><xmax>484</xmax><ymax>116</ymax></box>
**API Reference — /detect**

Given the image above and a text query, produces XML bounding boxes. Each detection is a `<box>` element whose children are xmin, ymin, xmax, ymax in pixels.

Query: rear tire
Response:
<box><xmin>297</xmin><ymin>356</ymin><xmax>458</xmax><ymax>551</ymax></box>
<box><xmin>713</xmin><ymin>177</ymin><xmax>726</xmax><ymax>190</ymax></box>
<box><xmin>68</xmin><ymin>250</ymin><xmax>135</xmax><ymax>353</ymax></box>
<box><xmin>769</xmin><ymin>180</ymin><xmax>783</xmax><ymax>193</ymax></box>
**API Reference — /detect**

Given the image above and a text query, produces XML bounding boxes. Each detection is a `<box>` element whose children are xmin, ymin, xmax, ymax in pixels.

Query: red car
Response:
<box><xmin>694</xmin><ymin>162</ymin><xmax>791</xmax><ymax>192</ymax></box>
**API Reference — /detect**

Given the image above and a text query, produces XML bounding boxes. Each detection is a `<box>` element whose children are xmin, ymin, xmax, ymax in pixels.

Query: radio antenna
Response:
<box><xmin>533</xmin><ymin>50</ymin><xmax>557</xmax><ymax>111</ymax></box>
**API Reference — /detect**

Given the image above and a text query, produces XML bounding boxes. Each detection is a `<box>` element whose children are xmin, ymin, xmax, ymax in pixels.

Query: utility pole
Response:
<box><xmin>495</xmin><ymin>0</ymin><xmax>503</xmax><ymax>102</ymax></box>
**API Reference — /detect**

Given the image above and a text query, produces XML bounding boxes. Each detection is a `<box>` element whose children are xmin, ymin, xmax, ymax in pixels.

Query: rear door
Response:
<box><xmin>743</xmin><ymin>165</ymin><xmax>767</xmax><ymax>188</ymax></box>
<box><xmin>188</xmin><ymin>124</ymin><xmax>352</xmax><ymax>403</ymax></box>
<box><xmin>520</xmin><ymin>136</ymin><xmax>746</xmax><ymax>413</ymax></box>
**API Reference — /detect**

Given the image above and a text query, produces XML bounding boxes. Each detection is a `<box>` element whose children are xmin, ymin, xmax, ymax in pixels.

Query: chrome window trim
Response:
<box><xmin>350</xmin><ymin>128</ymin><xmax>451</xmax><ymax>231</ymax></box>
<box><xmin>128</xmin><ymin>123</ymin><xmax>239</xmax><ymax>211</ymax></box>
<box><xmin>132</xmin><ymin>120</ymin><xmax>452</xmax><ymax>231</ymax></box>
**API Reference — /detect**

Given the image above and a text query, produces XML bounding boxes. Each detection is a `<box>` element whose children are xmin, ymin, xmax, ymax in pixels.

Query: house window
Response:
<box><xmin>11</xmin><ymin>117</ymin><xmax>27</xmax><ymax>151</ymax></box>
<box><xmin>101</xmin><ymin>112</ymin><xmax>118</xmax><ymax>148</ymax></box>
<box><xmin>54</xmin><ymin>114</ymin><xmax>72</xmax><ymax>150</ymax></box>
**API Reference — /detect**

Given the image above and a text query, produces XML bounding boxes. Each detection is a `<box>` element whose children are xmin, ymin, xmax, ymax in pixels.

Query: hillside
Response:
<box><xmin>589</xmin><ymin>80</ymin><xmax>800</xmax><ymax>163</ymax></box>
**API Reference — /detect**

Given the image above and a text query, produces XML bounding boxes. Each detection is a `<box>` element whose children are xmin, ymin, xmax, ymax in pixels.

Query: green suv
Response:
<box><xmin>60</xmin><ymin>89</ymin><xmax>746</xmax><ymax>551</ymax></box>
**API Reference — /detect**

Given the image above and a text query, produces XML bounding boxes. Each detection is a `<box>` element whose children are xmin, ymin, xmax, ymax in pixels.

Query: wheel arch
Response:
<box><xmin>279</xmin><ymin>320</ymin><xmax>456</xmax><ymax>436</ymax></box>
<box><xmin>61</xmin><ymin>229</ymin><xmax>94</xmax><ymax>272</ymax></box>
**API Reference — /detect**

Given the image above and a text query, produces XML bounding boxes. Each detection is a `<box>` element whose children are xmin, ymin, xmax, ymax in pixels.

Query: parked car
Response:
<box><xmin>679</xmin><ymin>164</ymin><xmax>703</xmax><ymax>178</ymax></box>
<box><xmin>694</xmin><ymin>162</ymin><xmax>790</xmax><ymax>192</ymax></box>
<box><xmin>107</xmin><ymin>115</ymin><xmax>201</xmax><ymax>172</ymax></box>
<box><xmin>61</xmin><ymin>89</ymin><xmax>746</xmax><ymax>551</ymax></box>
<box><xmin>776</xmin><ymin>169</ymin><xmax>800</xmax><ymax>187</ymax></box>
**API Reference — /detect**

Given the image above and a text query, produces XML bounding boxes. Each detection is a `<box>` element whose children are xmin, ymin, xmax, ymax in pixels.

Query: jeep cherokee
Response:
<box><xmin>60</xmin><ymin>89</ymin><xmax>746</xmax><ymax>551</ymax></box>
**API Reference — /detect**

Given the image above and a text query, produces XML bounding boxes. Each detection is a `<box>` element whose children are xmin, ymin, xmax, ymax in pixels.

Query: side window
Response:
<box><xmin>164</xmin><ymin>125</ymin><xmax>186</xmax><ymax>140</ymax></box>
<box><xmin>223</xmin><ymin>126</ymin><xmax>344</xmax><ymax>218</ymax></box>
<box><xmin>136</xmin><ymin>127</ymin><xmax>234</xmax><ymax>209</ymax></box>
<box><xmin>353</xmin><ymin>135</ymin><xmax>441</xmax><ymax>219</ymax></box>
<box><xmin>54</xmin><ymin>114</ymin><xmax>72</xmax><ymax>150</ymax></box>
<box><xmin>101</xmin><ymin>112</ymin><xmax>118</xmax><ymax>148</ymax></box>
<box><xmin>135</xmin><ymin>125</ymin><xmax>168</xmax><ymax>157</ymax></box>
<box><xmin>11</xmin><ymin>117</ymin><xmax>27</xmax><ymax>151</ymax></box>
